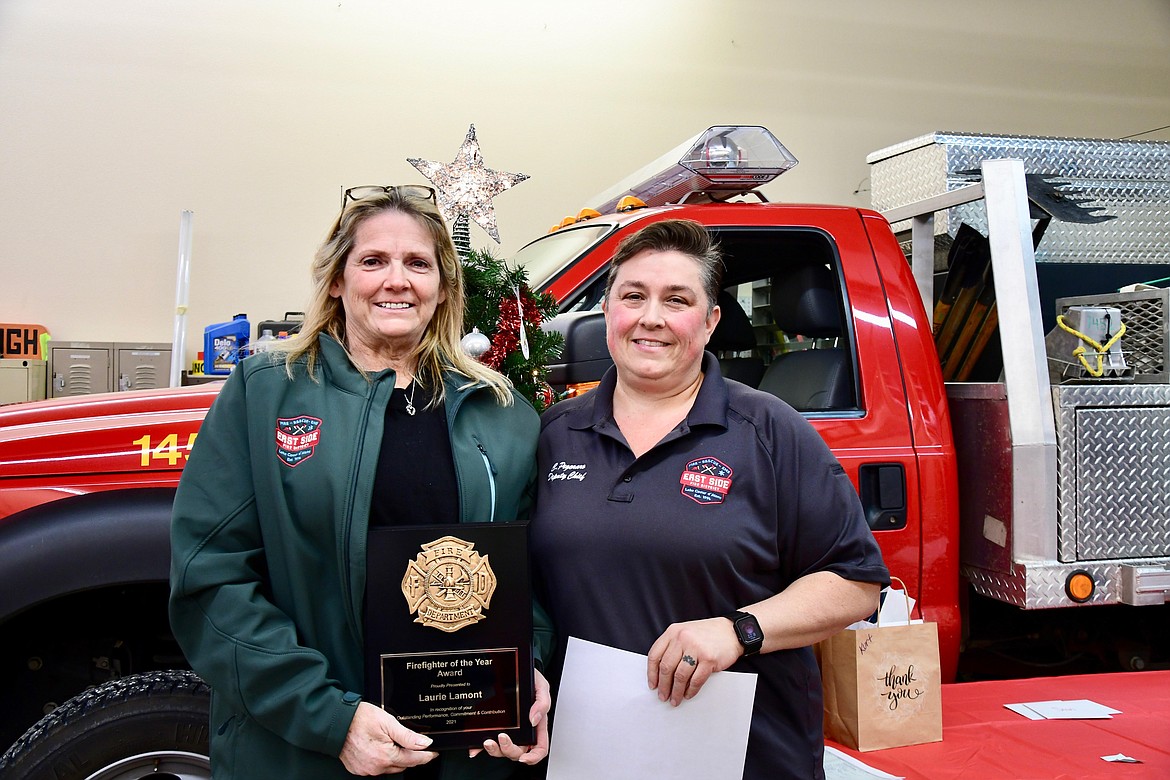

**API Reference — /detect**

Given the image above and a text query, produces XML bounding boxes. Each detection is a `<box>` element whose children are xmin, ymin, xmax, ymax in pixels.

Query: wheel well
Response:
<box><xmin>0</xmin><ymin>488</ymin><xmax>177</xmax><ymax>624</ymax></box>
<box><xmin>0</xmin><ymin>582</ymin><xmax>187</xmax><ymax>752</ymax></box>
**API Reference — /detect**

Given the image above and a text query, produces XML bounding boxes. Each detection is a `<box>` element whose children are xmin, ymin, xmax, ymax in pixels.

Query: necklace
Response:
<box><xmin>403</xmin><ymin>380</ymin><xmax>417</xmax><ymax>416</ymax></box>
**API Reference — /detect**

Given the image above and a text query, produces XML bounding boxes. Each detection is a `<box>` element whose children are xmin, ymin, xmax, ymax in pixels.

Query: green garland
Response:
<box><xmin>462</xmin><ymin>248</ymin><xmax>563</xmax><ymax>412</ymax></box>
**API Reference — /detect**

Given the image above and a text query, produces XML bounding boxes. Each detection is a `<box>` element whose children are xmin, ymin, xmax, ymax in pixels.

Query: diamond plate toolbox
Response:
<box><xmin>867</xmin><ymin>132</ymin><xmax>1170</xmax><ymax>265</ymax></box>
<box><xmin>1055</xmin><ymin>384</ymin><xmax>1170</xmax><ymax>562</ymax></box>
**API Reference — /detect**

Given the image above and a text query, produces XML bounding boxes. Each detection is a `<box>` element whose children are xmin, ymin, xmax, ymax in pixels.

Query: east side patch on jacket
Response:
<box><xmin>275</xmin><ymin>415</ymin><xmax>323</xmax><ymax>467</ymax></box>
<box><xmin>680</xmin><ymin>456</ymin><xmax>733</xmax><ymax>504</ymax></box>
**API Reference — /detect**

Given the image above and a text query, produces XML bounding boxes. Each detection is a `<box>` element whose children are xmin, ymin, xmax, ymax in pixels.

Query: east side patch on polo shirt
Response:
<box><xmin>679</xmin><ymin>456</ymin><xmax>733</xmax><ymax>505</ymax></box>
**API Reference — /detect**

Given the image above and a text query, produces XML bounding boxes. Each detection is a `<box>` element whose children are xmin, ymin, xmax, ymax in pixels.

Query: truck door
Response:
<box><xmin>722</xmin><ymin>212</ymin><xmax>923</xmax><ymax>589</ymax></box>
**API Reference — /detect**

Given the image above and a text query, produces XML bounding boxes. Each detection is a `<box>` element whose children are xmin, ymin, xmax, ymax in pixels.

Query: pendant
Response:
<box><xmin>404</xmin><ymin>381</ymin><xmax>417</xmax><ymax>416</ymax></box>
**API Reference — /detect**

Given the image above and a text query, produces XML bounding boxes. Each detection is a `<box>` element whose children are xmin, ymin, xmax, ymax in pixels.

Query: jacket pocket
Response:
<box><xmin>472</xmin><ymin>436</ymin><xmax>498</xmax><ymax>523</ymax></box>
<box><xmin>210</xmin><ymin>692</ymin><xmax>245</xmax><ymax>773</ymax></box>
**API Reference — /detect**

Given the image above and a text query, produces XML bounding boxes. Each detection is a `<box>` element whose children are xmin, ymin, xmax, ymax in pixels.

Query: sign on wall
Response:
<box><xmin>1</xmin><ymin>323</ymin><xmax>49</xmax><ymax>359</ymax></box>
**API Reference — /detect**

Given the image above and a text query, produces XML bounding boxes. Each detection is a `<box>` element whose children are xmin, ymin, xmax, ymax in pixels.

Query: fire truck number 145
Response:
<box><xmin>133</xmin><ymin>433</ymin><xmax>198</xmax><ymax>467</ymax></box>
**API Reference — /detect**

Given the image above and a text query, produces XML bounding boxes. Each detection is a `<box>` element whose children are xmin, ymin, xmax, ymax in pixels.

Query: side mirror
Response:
<box><xmin>542</xmin><ymin>311</ymin><xmax>612</xmax><ymax>390</ymax></box>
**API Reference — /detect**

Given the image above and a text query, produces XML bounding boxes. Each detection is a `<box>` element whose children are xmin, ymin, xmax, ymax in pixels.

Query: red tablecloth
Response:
<box><xmin>826</xmin><ymin>670</ymin><xmax>1170</xmax><ymax>779</ymax></box>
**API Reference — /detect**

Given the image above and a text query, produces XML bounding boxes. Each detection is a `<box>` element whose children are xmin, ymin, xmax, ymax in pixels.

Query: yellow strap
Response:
<box><xmin>1056</xmin><ymin>314</ymin><xmax>1127</xmax><ymax>377</ymax></box>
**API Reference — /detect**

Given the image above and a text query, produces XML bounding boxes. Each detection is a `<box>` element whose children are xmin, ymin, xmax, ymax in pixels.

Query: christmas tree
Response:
<box><xmin>406</xmin><ymin>124</ymin><xmax>559</xmax><ymax>410</ymax></box>
<box><xmin>461</xmin><ymin>248</ymin><xmax>563</xmax><ymax>412</ymax></box>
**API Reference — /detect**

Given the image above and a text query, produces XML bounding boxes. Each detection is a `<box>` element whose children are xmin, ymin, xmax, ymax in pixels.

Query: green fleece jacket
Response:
<box><xmin>169</xmin><ymin>335</ymin><xmax>549</xmax><ymax>780</ymax></box>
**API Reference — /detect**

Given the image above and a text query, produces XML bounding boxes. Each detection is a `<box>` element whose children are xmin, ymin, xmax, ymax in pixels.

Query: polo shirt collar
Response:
<box><xmin>689</xmin><ymin>351</ymin><xmax>731</xmax><ymax>428</ymax></box>
<box><xmin>566</xmin><ymin>351</ymin><xmax>730</xmax><ymax>433</ymax></box>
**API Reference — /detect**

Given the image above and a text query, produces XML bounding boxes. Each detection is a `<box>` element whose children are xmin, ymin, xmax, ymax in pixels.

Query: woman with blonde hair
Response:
<box><xmin>171</xmin><ymin>186</ymin><xmax>550</xmax><ymax>779</ymax></box>
<box><xmin>286</xmin><ymin>186</ymin><xmax>513</xmax><ymax>406</ymax></box>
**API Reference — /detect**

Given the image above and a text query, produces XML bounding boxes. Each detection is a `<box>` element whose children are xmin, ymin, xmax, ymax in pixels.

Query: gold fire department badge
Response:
<box><xmin>400</xmin><ymin>535</ymin><xmax>497</xmax><ymax>632</ymax></box>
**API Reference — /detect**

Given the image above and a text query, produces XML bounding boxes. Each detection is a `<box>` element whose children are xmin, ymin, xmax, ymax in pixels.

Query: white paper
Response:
<box><xmin>1004</xmin><ymin>703</ymin><xmax>1046</xmax><ymax>720</ymax></box>
<box><xmin>844</xmin><ymin>585</ymin><xmax>922</xmax><ymax>630</ymax></box>
<box><xmin>823</xmin><ymin>745</ymin><xmax>906</xmax><ymax>779</ymax></box>
<box><xmin>1005</xmin><ymin>699</ymin><xmax>1121</xmax><ymax>720</ymax></box>
<box><xmin>547</xmin><ymin>637</ymin><xmax>757</xmax><ymax>780</ymax></box>
<box><xmin>1101</xmin><ymin>753</ymin><xmax>1142</xmax><ymax>763</ymax></box>
<box><xmin>877</xmin><ymin>588</ymin><xmax>918</xmax><ymax>626</ymax></box>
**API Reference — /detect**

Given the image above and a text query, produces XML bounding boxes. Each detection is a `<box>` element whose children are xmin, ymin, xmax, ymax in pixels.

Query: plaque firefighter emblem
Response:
<box><xmin>401</xmin><ymin>536</ymin><xmax>497</xmax><ymax>632</ymax></box>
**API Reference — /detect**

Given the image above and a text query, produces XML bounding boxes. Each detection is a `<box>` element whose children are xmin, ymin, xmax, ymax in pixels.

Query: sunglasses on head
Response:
<box><xmin>341</xmin><ymin>185</ymin><xmax>437</xmax><ymax>208</ymax></box>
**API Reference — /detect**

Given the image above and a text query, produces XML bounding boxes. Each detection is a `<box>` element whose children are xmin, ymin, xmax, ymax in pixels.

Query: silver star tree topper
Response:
<box><xmin>407</xmin><ymin>124</ymin><xmax>529</xmax><ymax>245</ymax></box>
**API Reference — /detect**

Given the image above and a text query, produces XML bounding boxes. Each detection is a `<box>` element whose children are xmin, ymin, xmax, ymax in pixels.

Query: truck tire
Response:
<box><xmin>0</xmin><ymin>670</ymin><xmax>211</xmax><ymax>780</ymax></box>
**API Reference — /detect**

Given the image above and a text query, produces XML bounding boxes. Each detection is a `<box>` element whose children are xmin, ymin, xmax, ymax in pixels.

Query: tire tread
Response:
<box><xmin>0</xmin><ymin>669</ymin><xmax>210</xmax><ymax>775</ymax></box>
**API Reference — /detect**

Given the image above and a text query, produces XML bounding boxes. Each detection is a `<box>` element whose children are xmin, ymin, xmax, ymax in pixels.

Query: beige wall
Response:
<box><xmin>2</xmin><ymin>0</ymin><xmax>1168</xmax><ymax>368</ymax></box>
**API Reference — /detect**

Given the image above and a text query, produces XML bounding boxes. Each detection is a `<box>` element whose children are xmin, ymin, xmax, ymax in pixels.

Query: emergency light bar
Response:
<box><xmin>588</xmin><ymin>126</ymin><xmax>797</xmax><ymax>214</ymax></box>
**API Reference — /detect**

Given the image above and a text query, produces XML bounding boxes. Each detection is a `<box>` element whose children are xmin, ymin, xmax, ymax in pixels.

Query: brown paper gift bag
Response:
<box><xmin>817</xmin><ymin>577</ymin><xmax>943</xmax><ymax>751</ymax></box>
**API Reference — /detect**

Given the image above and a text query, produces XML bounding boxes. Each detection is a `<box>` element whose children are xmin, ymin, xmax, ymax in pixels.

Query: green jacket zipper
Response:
<box><xmin>473</xmin><ymin>435</ymin><xmax>498</xmax><ymax>524</ymax></box>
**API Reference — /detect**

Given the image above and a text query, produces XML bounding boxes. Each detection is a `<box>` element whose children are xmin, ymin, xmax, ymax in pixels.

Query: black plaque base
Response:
<box><xmin>365</xmin><ymin>522</ymin><xmax>534</xmax><ymax>750</ymax></box>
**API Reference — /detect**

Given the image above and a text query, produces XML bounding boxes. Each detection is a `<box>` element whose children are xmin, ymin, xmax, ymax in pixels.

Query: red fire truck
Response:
<box><xmin>1</xmin><ymin>126</ymin><xmax>1167</xmax><ymax>779</ymax></box>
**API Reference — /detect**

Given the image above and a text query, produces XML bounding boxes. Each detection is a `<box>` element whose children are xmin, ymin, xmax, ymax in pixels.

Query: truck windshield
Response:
<box><xmin>511</xmin><ymin>225</ymin><xmax>613</xmax><ymax>290</ymax></box>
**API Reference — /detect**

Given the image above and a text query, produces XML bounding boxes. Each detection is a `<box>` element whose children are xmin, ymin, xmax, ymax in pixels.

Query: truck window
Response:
<box><xmin>562</xmin><ymin>275</ymin><xmax>608</xmax><ymax>313</ymax></box>
<box><xmin>553</xmin><ymin>226</ymin><xmax>859</xmax><ymax>412</ymax></box>
<box><xmin>710</xmin><ymin>227</ymin><xmax>858</xmax><ymax>412</ymax></box>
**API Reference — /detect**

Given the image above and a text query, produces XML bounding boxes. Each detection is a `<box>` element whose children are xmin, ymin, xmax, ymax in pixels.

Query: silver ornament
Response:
<box><xmin>461</xmin><ymin>327</ymin><xmax>491</xmax><ymax>358</ymax></box>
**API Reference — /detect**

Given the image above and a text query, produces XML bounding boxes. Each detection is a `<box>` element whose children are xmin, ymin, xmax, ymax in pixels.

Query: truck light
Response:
<box><xmin>1065</xmin><ymin>570</ymin><xmax>1095</xmax><ymax>603</ymax></box>
<box><xmin>549</xmin><ymin>210</ymin><xmax>599</xmax><ymax>231</ymax></box>
<box><xmin>616</xmin><ymin>195</ymin><xmax>647</xmax><ymax>212</ymax></box>
<box><xmin>701</xmin><ymin>134</ymin><xmax>743</xmax><ymax>168</ymax></box>
<box><xmin>587</xmin><ymin>125</ymin><xmax>798</xmax><ymax>214</ymax></box>
<box><xmin>563</xmin><ymin>381</ymin><xmax>600</xmax><ymax>398</ymax></box>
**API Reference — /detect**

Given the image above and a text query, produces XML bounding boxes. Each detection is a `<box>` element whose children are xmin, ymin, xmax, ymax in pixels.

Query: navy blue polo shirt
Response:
<box><xmin>531</xmin><ymin>352</ymin><xmax>888</xmax><ymax>780</ymax></box>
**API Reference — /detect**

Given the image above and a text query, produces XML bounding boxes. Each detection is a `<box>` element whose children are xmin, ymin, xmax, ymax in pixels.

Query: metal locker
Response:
<box><xmin>115</xmin><ymin>343</ymin><xmax>172</xmax><ymax>391</ymax></box>
<box><xmin>48</xmin><ymin>342</ymin><xmax>114</xmax><ymax>397</ymax></box>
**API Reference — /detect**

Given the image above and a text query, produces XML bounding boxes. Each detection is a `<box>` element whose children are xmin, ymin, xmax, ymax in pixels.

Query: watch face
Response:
<box><xmin>740</xmin><ymin>618</ymin><xmax>761</xmax><ymax>642</ymax></box>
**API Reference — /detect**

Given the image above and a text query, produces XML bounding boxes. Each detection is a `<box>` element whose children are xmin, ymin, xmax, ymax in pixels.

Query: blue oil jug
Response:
<box><xmin>204</xmin><ymin>313</ymin><xmax>250</xmax><ymax>374</ymax></box>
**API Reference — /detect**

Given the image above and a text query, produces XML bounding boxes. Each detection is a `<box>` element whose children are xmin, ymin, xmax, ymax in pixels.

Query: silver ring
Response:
<box><xmin>681</xmin><ymin>654</ymin><xmax>697</xmax><ymax>667</ymax></box>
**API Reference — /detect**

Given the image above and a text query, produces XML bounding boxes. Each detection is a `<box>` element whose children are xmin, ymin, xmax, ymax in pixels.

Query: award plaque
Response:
<box><xmin>365</xmin><ymin>522</ymin><xmax>535</xmax><ymax>750</ymax></box>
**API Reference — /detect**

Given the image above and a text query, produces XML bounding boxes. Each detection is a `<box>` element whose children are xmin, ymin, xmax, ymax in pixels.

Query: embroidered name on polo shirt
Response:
<box><xmin>547</xmin><ymin>461</ymin><xmax>587</xmax><ymax>483</ymax></box>
<box><xmin>680</xmin><ymin>456</ymin><xmax>733</xmax><ymax>504</ymax></box>
<box><xmin>275</xmin><ymin>415</ymin><xmax>323</xmax><ymax>467</ymax></box>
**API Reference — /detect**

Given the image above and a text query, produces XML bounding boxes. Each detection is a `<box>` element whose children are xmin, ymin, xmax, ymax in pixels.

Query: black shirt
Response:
<box><xmin>366</xmin><ymin>380</ymin><xmax>458</xmax><ymax>780</ymax></box>
<box><xmin>531</xmin><ymin>353</ymin><xmax>889</xmax><ymax>780</ymax></box>
<box><xmin>370</xmin><ymin>381</ymin><xmax>459</xmax><ymax>528</ymax></box>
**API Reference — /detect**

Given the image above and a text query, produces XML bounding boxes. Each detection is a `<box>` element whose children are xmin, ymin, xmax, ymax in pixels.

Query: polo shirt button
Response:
<box><xmin>342</xmin><ymin>692</ymin><xmax>361</xmax><ymax>704</ymax></box>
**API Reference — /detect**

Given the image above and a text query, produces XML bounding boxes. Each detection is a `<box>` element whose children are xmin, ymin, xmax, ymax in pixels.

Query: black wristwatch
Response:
<box><xmin>724</xmin><ymin>610</ymin><xmax>763</xmax><ymax>656</ymax></box>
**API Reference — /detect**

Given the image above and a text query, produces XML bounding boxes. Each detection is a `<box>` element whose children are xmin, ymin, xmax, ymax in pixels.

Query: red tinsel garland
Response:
<box><xmin>480</xmin><ymin>287</ymin><xmax>543</xmax><ymax>370</ymax></box>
